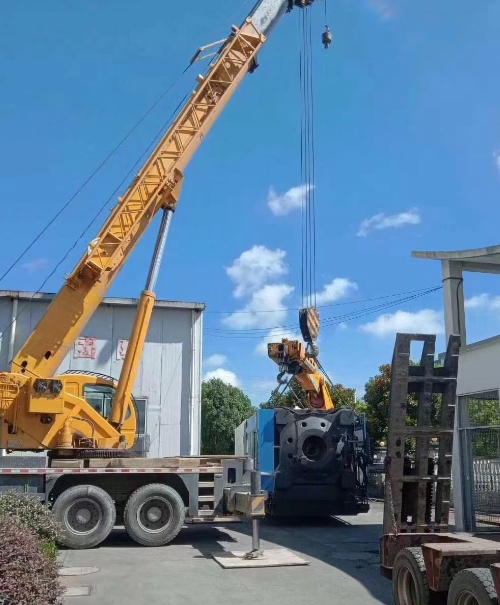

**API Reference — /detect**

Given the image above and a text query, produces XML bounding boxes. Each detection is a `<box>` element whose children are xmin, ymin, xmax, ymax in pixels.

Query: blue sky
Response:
<box><xmin>1</xmin><ymin>0</ymin><xmax>500</xmax><ymax>404</ymax></box>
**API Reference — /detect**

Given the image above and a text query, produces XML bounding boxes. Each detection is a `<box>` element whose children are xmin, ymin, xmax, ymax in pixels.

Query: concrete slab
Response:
<box><xmin>60</xmin><ymin>567</ymin><xmax>100</xmax><ymax>576</ymax></box>
<box><xmin>64</xmin><ymin>586</ymin><xmax>93</xmax><ymax>597</ymax></box>
<box><xmin>212</xmin><ymin>548</ymin><xmax>309</xmax><ymax>568</ymax></box>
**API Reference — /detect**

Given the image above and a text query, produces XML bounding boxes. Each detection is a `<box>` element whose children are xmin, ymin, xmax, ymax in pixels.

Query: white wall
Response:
<box><xmin>0</xmin><ymin>294</ymin><xmax>203</xmax><ymax>457</ymax></box>
<box><xmin>458</xmin><ymin>335</ymin><xmax>500</xmax><ymax>397</ymax></box>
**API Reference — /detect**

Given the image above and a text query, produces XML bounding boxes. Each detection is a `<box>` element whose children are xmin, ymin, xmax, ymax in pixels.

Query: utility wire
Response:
<box><xmin>0</xmin><ymin>0</ymin><xmax>254</xmax><ymax>286</ymax></box>
<box><xmin>204</xmin><ymin>285</ymin><xmax>442</xmax><ymax>314</ymax></box>
<box><xmin>206</xmin><ymin>287</ymin><xmax>441</xmax><ymax>334</ymax></box>
<box><xmin>0</xmin><ymin>92</ymin><xmax>190</xmax><ymax>342</ymax></box>
<box><xmin>0</xmin><ymin>71</ymin><xmax>191</xmax><ymax>286</ymax></box>
<box><xmin>204</xmin><ymin>287</ymin><xmax>442</xmax><ymax>338</ymax></box>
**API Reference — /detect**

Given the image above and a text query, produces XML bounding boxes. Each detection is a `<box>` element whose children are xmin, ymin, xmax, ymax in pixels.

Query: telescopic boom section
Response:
<box><xmin>11</xmin><ymin>19</ymin><xmax>267</xmax><ymax>379</ymax></box>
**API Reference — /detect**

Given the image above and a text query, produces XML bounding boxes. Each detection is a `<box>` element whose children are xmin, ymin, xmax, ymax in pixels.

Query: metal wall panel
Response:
<box><xmin>0</xmin><ymin>293</ymin><xmax>204</xmax><ymax>458</ymax></box>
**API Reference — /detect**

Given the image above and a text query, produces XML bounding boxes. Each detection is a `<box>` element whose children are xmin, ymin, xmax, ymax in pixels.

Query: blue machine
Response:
<box><xmin>235</xmin><ymin>407</ymin><xmax>370</xmax><ymax>518</ymax></box>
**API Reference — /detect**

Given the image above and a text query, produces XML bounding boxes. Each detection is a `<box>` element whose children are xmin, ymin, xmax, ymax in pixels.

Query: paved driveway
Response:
<box><xmin>60</xmin><ymin>502</ymin><xmax>390</xmax><ymax>605</ymax></box>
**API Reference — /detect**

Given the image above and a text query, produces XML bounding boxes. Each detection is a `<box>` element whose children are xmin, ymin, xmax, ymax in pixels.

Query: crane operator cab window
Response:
<box><xmin>83</xmin><ymin>384</ymin><xmax>131</xmax><ymax>421</ymax></box>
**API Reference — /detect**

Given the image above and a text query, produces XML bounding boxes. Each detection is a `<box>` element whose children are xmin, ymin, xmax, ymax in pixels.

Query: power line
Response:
<box><xmin>0</xmin><ymin>0</ymin><xmax>255</xmax><ymax>286</ymax></box>
<box><xmin>204</xmin><ymin>287</ymin><xmax>442</xmax><ymax>338</ymax></box>
<box><xmin>0</xmin><ymin>92</ymin><xmax>191</xmax><ymax>342</ymax></box>
<box><xmin>206</xmin><ymin>287</ymin><xmax>441</xmax><ymax>333</ymax></box>
<box><xmin>0</xmin><ymin>70</ymin><xmax>191</xmax><ymax>286</ymax></box>
<box><xmin>204</xmin><ymin>285</ymin><xmax>442</xmax><ymax>314</ymax></box>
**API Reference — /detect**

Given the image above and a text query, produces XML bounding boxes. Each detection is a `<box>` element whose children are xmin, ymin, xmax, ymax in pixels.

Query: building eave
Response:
<box><xmin>0</xmin><ymin>290</ymin><xmax>206</xmax><ymax>312</ymax></box>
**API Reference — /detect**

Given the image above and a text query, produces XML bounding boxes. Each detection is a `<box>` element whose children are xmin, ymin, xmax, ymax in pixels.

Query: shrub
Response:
<box><xmin>0</xmin><ymin>491</ymin><xmax>61</xmax><ymax>558</ymax></box>
<box><xmin>0</xmin><ymin>516</ymin><xmax>64</xmax><ymax>605</ymax></box>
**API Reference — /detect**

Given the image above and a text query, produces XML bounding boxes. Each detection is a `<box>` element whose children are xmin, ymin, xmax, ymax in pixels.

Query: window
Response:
<box><xmin>134</xmin><ymin>397</ymin><xmax>147</xmax><ymax>435</ymax></box>
<box><xmin>83</xmin><ymin>384</ymin><xmax>131</xmax><ymax>421</ymax></box>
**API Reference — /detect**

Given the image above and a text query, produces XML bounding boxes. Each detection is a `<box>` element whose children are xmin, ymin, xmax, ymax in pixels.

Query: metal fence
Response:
<box><xmin>367</xmin><ymin>463</ymin><xmax>385</xmax><ymax>500</ymax></box>
<box><xmin>459</xmin><ymin>390</ymin><xmax>500</xmax><ymax>531</ymax></box>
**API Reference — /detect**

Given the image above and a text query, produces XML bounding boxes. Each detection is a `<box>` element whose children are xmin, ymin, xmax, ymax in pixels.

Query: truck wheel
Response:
<box><xmin>448</xmin><ymin>569</ymin><xmax>498</xmax><ymax>605</ymax></box>
<box><xmin>124</xmin><ymin>483</ymin><xmax>185</xmax><ymax>547</ymax></box>
<box><xmin>393</xmin><ymin>547</ymin><xmax>430</xmax><ymax>605</ymax></box>
<box><xmin>53</xmin><ymin>485</ymin><xmax>116</xmax><ymax>549</ymax></box>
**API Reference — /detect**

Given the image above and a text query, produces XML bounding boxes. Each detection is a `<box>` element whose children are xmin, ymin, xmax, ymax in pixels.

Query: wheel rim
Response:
<box><xmin>65</xmin><ymin>498</ymin><xmax>103</xmax><ymax>535</ymax></box>
<box><xmin>137</xmin><ymin>497</ymin><xmax>173</xmax><ymax>534</ymax></box>
<box><xmin>456</xmin><ymin>590</ymin><xmax>480</xmax><ymax>605</ymax></box>
<box><xmin>396</xmin><ymin>565</ymin><xmax>418</xmax><ymax>605</ymax></box>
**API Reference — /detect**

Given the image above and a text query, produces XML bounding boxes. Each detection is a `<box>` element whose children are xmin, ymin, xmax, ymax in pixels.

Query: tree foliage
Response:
<box><xmin>260</xmin><ymin>379</ymin><xmax>368</xmax><ymax>415</ymax></box>
<box><xmin>0</xmin><ymin>491</ymin><xmax>61</xmax><ymax>559</ymax></box>
<box><xmin>362</xmin><ymin>362</ymin><xmax>443</xmax><ymax>449</ymax></box>
<box><xmin>0</xmin><ymin>516</ymin><xmax>63</xmax><ymax>605</ymax></box>
<box><xmin>201</xmin><ymin>378</ymin><xmax>255</xmax><ymax>455</ymax></box>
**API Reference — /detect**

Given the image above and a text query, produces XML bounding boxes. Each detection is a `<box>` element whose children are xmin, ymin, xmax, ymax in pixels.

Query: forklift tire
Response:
<box><xmin>123</xmin><ymin>483</ymin><xmax>185</xmax><ymax>547</ymax></box>
<box><xmin>448</xmin><ymin>569</ymin><xmax>498</xmax><ymax>605</ymax></box>
<box><xmin>53</xmin><ymin>485</ymin><xmax>116</xmax><ymax>549</ymax></box>
<box><xmin>393</xmin><ymin>547</ymin><xmax>430</xmax><ymax>605</ymax></box>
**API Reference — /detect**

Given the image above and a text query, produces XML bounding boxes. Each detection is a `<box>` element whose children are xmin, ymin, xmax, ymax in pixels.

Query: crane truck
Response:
<box><xmin>0</xmin><ymin>0</ymin><xmax>338</xmax><ymax>550</ymax></box>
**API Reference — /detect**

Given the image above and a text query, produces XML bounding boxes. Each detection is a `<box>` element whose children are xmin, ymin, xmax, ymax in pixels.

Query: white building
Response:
<box><xmin>0</xmin><ymin>290</ymin><xmax>204</xmax><ymax>458</ymax></box>
<box><xmin>412</xmin><ymin>246</ymin><xmax>500</xmax><ymax>532</ymax></box>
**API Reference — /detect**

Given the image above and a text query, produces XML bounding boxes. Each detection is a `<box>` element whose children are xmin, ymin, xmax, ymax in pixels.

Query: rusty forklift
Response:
<box><xmin>380</xmin><ymin>332</ymin><xmax>500</xmax><ymax>605</ymax></box>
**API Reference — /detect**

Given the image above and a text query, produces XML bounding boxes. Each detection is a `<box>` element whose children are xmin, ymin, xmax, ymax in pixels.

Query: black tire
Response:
<box><xmin>448</xmin><ymin>569</ymin><xmax>498</xmax><ymax>605</ymax></box>
<box><xmin>393</xmin><ymin>547</ymin><xmax>431</xmax><ymax>605</ymax></box>
<box><xmin>52</xmin><ymin>484</ymin><xmax>116</xmax><ymax>549</ymax></box>
<box><xmin>123</xmin><ymin>483</ymin><xmax>185</xmax><ymax>547</ymax></box>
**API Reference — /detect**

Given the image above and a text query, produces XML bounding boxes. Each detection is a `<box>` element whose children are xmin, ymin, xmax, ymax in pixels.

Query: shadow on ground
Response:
<box><xmin>228</xmin><ymin>504</ymin><xmax>391</xmax><ymax>605</ymax></box>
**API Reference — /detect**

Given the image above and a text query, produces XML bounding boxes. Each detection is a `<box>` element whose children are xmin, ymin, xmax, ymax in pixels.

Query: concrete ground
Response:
<box><xmin>59</xmin><ymin>501</ymin><xmax>390</xmax><ymax>605</ymax></box>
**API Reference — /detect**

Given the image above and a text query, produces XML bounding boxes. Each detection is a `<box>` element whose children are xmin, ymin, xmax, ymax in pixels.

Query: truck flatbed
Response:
<box><xmin>0</xmin><ymin>454</ymin><xmax>264</xmax><ymax>548</ymax></box>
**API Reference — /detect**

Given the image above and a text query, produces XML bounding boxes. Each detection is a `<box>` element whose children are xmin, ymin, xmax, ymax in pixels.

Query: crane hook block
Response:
<box><xmin>299</xmin><ymin>307</ymin><xmax>320</xmax><ymax>343</ymax></box>
<box><xmin>322</xmin><ymin>26</ymin><xmax>332</xmax><ymax>49</ymax></box>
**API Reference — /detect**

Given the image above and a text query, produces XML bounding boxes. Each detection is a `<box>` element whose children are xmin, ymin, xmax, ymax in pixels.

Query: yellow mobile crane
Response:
<box><xmin>0</xmin><ymin>0</ymin><xmax>347</xmax><ymax>552</ymax></box>
<box><xmin>0</xmin><ymin>0</ymin><xmax>335</xmax><ymax>550</ymax></box>
<box><xmin>0</xmin><ymin>0</ymin><xmax>332</xmax><ymax>458</ymax></box>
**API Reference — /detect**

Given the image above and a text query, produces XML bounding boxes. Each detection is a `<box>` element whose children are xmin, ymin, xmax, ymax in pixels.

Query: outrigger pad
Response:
<box><xmin>211</xmin><ymin>548</ymin><xmax>309</xmax><ymax>569</ymax></box>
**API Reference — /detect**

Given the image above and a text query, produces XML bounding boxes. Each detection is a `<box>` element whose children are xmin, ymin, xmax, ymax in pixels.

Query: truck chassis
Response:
<box><xmin>0</xmin><ymin>455</ymin><xmax>265</xmax><ymax>549</ymax></box>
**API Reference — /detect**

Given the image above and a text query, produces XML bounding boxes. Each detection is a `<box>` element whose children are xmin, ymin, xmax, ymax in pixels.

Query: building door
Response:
<box><xmin>131</xmin><ymin>397</ymin><xmax>150</xmax><ymax>457</ymax></box>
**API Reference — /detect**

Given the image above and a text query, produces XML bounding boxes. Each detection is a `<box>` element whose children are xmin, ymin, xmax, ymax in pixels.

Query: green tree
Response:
<box><xmin>363</xmin><ymin>362</ymin><xmax>443</xmax><ymax>448</ymax></box>
<box><xmin>260</xmin><ymin>379</ymin><xmax>368</xmax><ymax>415</ymax></box>
<box><xmin>201</xmin><ymin>378</ymin><xmax>255</xmax><ymax>455</ymax></box>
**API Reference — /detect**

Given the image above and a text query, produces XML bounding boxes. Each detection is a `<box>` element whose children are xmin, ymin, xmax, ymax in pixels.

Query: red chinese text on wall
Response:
<box><xmin>117</xmin><ymin>339</ymin><xmax>129</xmax><ymax>361</ymax></box>
<box><xmin>74</xmin><ymin>337</ymin><xmax>97</xmax><ymax>360</ymax></box>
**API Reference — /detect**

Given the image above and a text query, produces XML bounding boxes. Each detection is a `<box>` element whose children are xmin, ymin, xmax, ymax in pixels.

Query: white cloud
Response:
<box><xmin>225</xmin><ymin>245</ymin><xmax>288</xmax><ymax>298</ymax></box>
<box><xmin>360</xmin><ymin>309</ymin><xmax>443</xmax><ymax>337</ymax></box>
<box><xmin>203</xmin><ymin>368</ymin><xmax>240</xmax><ymax>387</ymax></box>
<box><xmin>222</xmin><ymin>284</ymin><xmax>294</xmax><ymax>330</ymax></box>
<box><xmin>21</xmin><ymin>258</ymin><xmax>49</xmax><ymax>272</ymax></box>
<box><xmin>493</xmin><ymin>150</ymin><xmax>500</xmax><ymax>175</ymax></box>
<box><xmin>366</xmin><ymin>0</ymin><xmax>395</xmax><ymax>20</ymax></box>
<box><xmin>255</xmin><ymin>327</ymin><xmax>302</xmax><ymax>357</ymax></box>
<box><xmin>357</xmin><ymin>208</ymin><xmax>420</xmax><ymax>237</ymax></box>
<box><xmin>338</xmin><ymin>322</ymin><xmax>348</xmax><ymax>330</ymax></box>
<box><xmin>315</xmin><ymin>278</ymin><xmax>358</xmax><ymax>306</ymax></box>
<box><xmin>250</xmin><ymin>379</ymin><xmax>279</xmax><ymax>393</ymax></box>
<box><xmin>267</xmin><ymin>184</ymin><xmax>313</xmax><ymax>217</ymax></box>
<box><xmin>466</xmin><ymin>293</ymin><xmax>500</xmax><ymax>311</ymax></box>
<box><xmin>204</xmin><ymin>354</ymin><xmax>228</xmax><ymax>368</ymax></box>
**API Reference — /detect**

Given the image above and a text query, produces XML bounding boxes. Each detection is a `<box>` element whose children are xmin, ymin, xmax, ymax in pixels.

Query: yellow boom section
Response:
<box><xmin>12</xmin><ymin>20</ymin><xmax>264</xmax><ymax>380</ymax></box>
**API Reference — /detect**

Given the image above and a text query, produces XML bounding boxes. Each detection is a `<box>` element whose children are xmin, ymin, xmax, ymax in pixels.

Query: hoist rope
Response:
<box><xmin>299</xmin><ymin>7</ymin><xmax>317</xmax><ymax>309</ymax></box>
